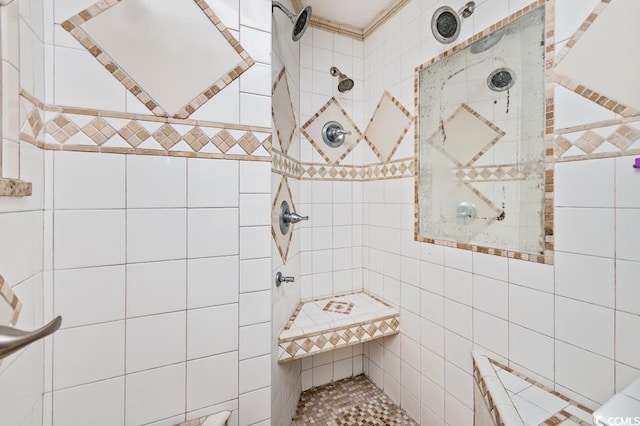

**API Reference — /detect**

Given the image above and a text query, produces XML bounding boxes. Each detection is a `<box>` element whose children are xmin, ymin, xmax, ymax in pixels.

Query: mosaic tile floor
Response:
<box><xmin>291</xmin><ymin>375</ymin><xmax>417</xmax><ymax>425</ymax></box>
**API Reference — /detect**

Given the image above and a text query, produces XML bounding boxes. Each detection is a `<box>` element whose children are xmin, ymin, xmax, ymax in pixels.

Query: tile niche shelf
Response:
<box><xmin>0</xmin><ymin>178</ymin><xmax>32</xmax><ymax>197</ymax></box>
<box><xmin>277</xmin><ymin>291</ymin><xmax>399</xmax><ymax>364</ymax></box>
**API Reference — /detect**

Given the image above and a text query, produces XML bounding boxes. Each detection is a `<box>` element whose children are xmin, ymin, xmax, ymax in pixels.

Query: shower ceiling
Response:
<box><xmin>293</xmin><ymin>0</ymin><xmax>406</xmax><ymax>38</ymax></box>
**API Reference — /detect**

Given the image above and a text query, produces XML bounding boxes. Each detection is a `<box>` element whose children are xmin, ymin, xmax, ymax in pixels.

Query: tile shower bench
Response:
<box><xmin>277</xmin><ymin>291</ymin><xmax>399</xmax><ymax>363</ymax></box>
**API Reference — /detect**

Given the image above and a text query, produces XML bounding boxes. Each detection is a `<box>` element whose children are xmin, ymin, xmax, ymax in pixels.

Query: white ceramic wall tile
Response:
<box><xmin>127</xmin><ymin>260</ymin><xmax>187</xmax><ymax>317</ymax></box>
<box><xmin>239</xmin><ymin>258</ymin><xmax>271</xmax><ymax>293</ymax></box>
<box><xmin>188</xmin><ymin>209</ymin><xmax>239</xmax><ymax>258</ymax></box>
<box><xmin>187</xmin><ymin>304</ymin><xmax>238</xmax><ymax>360</ymax></box>
<box><xmin>186</xmin><ymin>352</ymin><xmax>239</xmax><ymax>411</ymax></box>
<box><xmin>54</xmin><ymin>210</ymin><xmax>125</xmax><ymax>269</ymax></box>
<box><xmin>239</xmin><ymin>194</ymin><xmax>270</xmax><ymax>226</ymax></box>
<box><xmin>555</xmin><ymin>208</ymin><xmax>615</xmax><ymax>258</ymax></box>
<box><xmin>54</xmin><ymin>152</ymin><xmax>125</xmax><ymax>209</ymax></box>
<box><xmin>445</xmin><ymin>392</ymin><xmax>473</xmax><ymax>426</ymax></box>
<box><xmin>444</xmin><ymin>300</ymin><xmax>472</xmax><ymax>339</ymax></box>
<box><xmin>616</xmin><ymin>311</ymin><xmax>640</xmax><ymax>370</ymax></box>
<box><xmin>473</xmin><ymin>252</ymin><xmax>508</xmax><ymax>281</ymax></box>
<box><xmin>187</xmin><ymin>159</ymin><xmax>239</xmax><ymax>208</ymax></box>
<box><xmin>239</xmin><ymin>387</ymin><xmax>270</xmax><ymax>426</ymax></box>
<box><xmin>473</xmin><ymin>310</ymin><xmax>508</xmax><ymax>357</ymax></box>
<box><xmin>555</xmin><ymin>158</ymin><xmax>615</xmax><ymax>207</ymax></box>
<box><xmin>509</xmin><ymin>285</ymin><xmax>554</xmax><ymax>336</ymax></box>
<box><xmin>239</xmin><ymin>355</ymin><xmax>270</xmax><ymax>394</ymax></box>
<box><xmin>239</xmin><ymin>291</ymin><xmax>270</xmax><ymax>326</ymax></box>
<box><xmin>52</xmin><ymin>377</ymin><xmax>124</xmax><ymax>426</ymax></box>
<box><xmin>239</xmin><ymin>322</ymin><xmax>270</xmax><ymax>360</ymax></box>
<box><xmin>555</xmin><ymin>341</ymin><xmax>614</xmax><ymax>404</ymax></box>
<box><xmin>54</xmin><ymin>265</ymin><xmax>125</xmax><ymax>327</ymax></box>
<box><xmin>53</xmin><ymin>321</ymin><xmax>125</xmax><ymax>389</ymax></box>
<box><xmin>127</xmin><ymin>156</ymin><xmax>186</xmax><ymax>208</ymax></box>
<box><xmin>239</xmin><ymin>161</ymin><xmax>271</xmax><ymax>194</ymax></box>
<box><xmin>616</xmin><ymin>156</ymin><xmax>640</xmax><ymax>208</ymax></box>
<box><xmin>555</xmin><ymin>252</ymin><xmax>615</xmax><ymax>308</ymax></box>
<box><xmin>508</xmin><ymin>258</ymin><xmax>554</xmax><ymax>293</ymax></box>
<box><xmin>472</xmin><ymin>275</ymin><xmax>508</xmax><ymax>319</ymax></box>
<box><xmin>617</xmin><ymin>260</ymin><xmax>640</xmax><ymax>315</ymax></box>
<box><xmin>127</xmin><ymin>209</ymin><xmax>187</xmax><ymax>263</ymax></box>
<box><xmin>126</xmin><ymin>312</ymin><xmax>186</xmax><ymax>373</ymax></box>
<box><xmin>616</xmin><ymin>209</ymin><xmax>640</xmax><ymax>262</ymax></box>
<box><xmin>508</xmin><ymin>324</ymin><xmax>554</xmax><ymax>380</ymax></box>
<box><xmin>187</xmin><ymin>256</ymin><xmax>239</xmax><ymax>308</ymax></box>
<box><xmin>125</xmin><ymin>364</ymin><xmax>185</xmax><ymax>426</ymax></box>
<box><xmin>239</xmin><ymin>226</ymin><xmax>270</xmax><ymax>259</ymax></box>
<box><xmin>556</xmin><ymin>296</ymin><xmax>614</xmax><ymax>358</ymax></box>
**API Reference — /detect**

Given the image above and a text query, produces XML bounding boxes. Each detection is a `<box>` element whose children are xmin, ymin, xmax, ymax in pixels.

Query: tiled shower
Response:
<box><xmin>0</xmin><ymin>0</ymin><xmax>639</xmax><ymax>425</ymax></box>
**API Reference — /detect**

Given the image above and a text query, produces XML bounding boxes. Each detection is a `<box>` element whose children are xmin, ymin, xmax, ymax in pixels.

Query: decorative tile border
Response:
<box><xmin>455</xmin><ymin>163</ymin><xmax>541</xmax><ymax>182</ymax></box>
<box><xmin>20</xmin><ymin>90</ymin><xmax>272</xmax><ymax>162</ymax></box>
<box><xmin>0</xmin><ymin>178</ymin><xmax>32</xmax><ymax>197</ymax></box>
<box><xmin>278</xmin><ymin>315</ymin><xmax>399</xmax><ymax>363</ymax></box>
<box><xmin>0</xmin><ymin>275</ymin><xmax>22</xmax><ymax>328</ymax></box>
<box><xmin>555</xmin><ymin>120</ymin><xmax>640</xmax><ymax>162</ymax></box>
<box><xmin>301</xmin><ymin>97</ymin><xmax>363</xmax><ymax>165</ymax></box>
<box><xmin>363</xmin><ymin>91</ymin><xmax>414</xmax><ymax>162</ymax></box>
<box><xmin>414</xmin><ymin>0</ymin><xmax>555</xmax><ymax>265</ymax></box>
<box><xmin>61</xmin><ymin>0</ymin><xmax>254</xmax><ymax>119</ymax></box>
<box><xmin>272</xmin><ymin>148</ymin><xmax>416</xmax><ymax>181</ymax></box>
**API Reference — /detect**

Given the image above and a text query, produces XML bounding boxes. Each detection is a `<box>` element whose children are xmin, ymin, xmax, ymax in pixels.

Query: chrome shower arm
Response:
<box><xmin>272</xmin><ymin>1</ymin><xmax>295</xmax><ymax>22</ymax></box>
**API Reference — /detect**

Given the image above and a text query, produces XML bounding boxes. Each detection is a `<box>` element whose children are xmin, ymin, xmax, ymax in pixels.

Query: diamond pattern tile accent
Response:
<box><xmin>323</xmin><ymin>300</ymin><xmax>355</xmax><ymax>315</ymax></box>
<box><xmin>61</xmin><ymin>0</ymin><xmax>255</xmax><ymax>118</ymax></box>
<box><xmin>211</xmin><ymin>129</ymin><xmax>236</xmax><ymax>153</ymax></box>
<box><xmin>278</xmin><ymin>315</ymin><xmax>399</xmax><ymax>363</ymax></box>
<box><xmin>82</xmin><ymin>118</ymin><xmax>116</xmax><ymax>146</ymax></box>
<box><xmin>152</xmin><ymin>124</ymin><xmax>182</xmax><ymax>150</ymax></box>
<box><xmin>272</xmin><ymin>67</ymin><xmax>297</xmax><ymax>154</ymax></box>
<box><xmin>363</xmin><ymin>91</ymin><xmax>414</xmax><ymax>162</ymax></box>
<box><xmin>426</xmin><ymin>103</ymin><xmax>506</xmax><ymax>167</ymax></box>
<box><xmin>573</xmin><ymin>130</ymin><xmax>604</xmax><ymax>154</ymax></box>
<box><xmin>183</xmin><ymin>126</ymin><xmax>209</xmax><ymax>152</ymax></box>
<box><xmin>237</xmin><ymin>132</ymin><xmax>261</xmax><ymax>155</ymax></box>
<box><xmin>301</xmin><ymin>97</ymin><xmax>363</xmax><ymax>164</ymax></box>
<box><xmin>118</xmin><ymin>120</ymin><xmax>150</xmax><ymax>148</ymax></box>
<box><xmin>42</xmin><ymin>112</ymin><xmax>272</xmax><ymax>158</ymax></box>
<box><xmin>46</xmin><ymin>114</ymin><xmax>80</xmax><ymax>143</ymax></box>
<box><xmin>28</xmin><ymin>108</ymin><xmax>43</xmax><ymax>137</ymax></box>
<box><xmin>272</xmin><ymin>176</ymin><xmax>296</xmax><ymax>263</ymax></box>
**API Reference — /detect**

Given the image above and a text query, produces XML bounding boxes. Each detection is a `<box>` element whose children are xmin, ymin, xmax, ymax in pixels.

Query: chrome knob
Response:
<box><xmin>322</xmin><ymin>121</ymin><xmax>351</xmax><ymax>148</ymax></box>
<box><xmin>279</xmin><ymin>200</ymin><xmax>308</xmax><ymax>235</ymax></box>
<box><xmin>275</xmin><ymin>272</ymin><xmax>295</xmax><ymax>287</ymax></box>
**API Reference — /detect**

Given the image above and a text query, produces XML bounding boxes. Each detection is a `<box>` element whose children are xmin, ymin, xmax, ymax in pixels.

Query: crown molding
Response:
<box><xmin>292</xmin><ymin>0</ymin><xmax>409</xmax><ymax>41</ymax></box>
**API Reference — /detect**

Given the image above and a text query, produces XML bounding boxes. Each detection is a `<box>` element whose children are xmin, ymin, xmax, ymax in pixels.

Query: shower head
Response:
<box><xmin>487</xmin><ymin>67</ymin><xmax>515</xmax><ymax>92</ymax></box>
<box><xmin>431</xmin><ymin>1</ymin><xmax>475</xmax><ymax>44</ymax></box>
<box><xmin>272</xmin><ymin>1</ymin><xmax>312</xmax><ymax>42</ymax></box>
<box><xmin>471</xmin><ymin>29</ymin><xmax>506</xmax><ymax>54</ymax></box>
<box><xmin>330</xmin><ymin>67</ymin><xmax>354</xmax><ymax>93</ymax></box>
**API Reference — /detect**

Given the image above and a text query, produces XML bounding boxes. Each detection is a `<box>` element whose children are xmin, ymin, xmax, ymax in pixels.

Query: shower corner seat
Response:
<box><xmin>277</xmin><ymin>291</ymin><xmax>400</xmax><ymax>364</ymax></box>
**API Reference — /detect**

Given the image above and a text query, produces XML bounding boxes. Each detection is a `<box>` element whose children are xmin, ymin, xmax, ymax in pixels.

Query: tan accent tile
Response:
<box><xmin>152</xmin><ymin>124</ymin><xmax>182</xmax><ymax>150</ymax></box>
